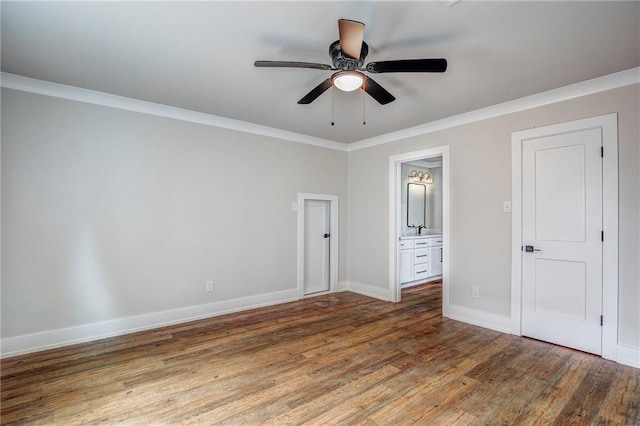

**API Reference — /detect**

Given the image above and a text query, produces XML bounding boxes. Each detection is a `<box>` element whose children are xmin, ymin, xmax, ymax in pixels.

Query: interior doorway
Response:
<box><xmin>297</xmin><ymin>193</ymin><xmax>339</xmax><ymax>298</ymax></box>
<box><xmin>401</xmin><ymin>158</ymin><xmax>444</xmax><ymax>286</ymax></box>
<box><xmin>388</xmin><ymin>146</ymin><xmax>450</xmax><ymax>312</ymax></box>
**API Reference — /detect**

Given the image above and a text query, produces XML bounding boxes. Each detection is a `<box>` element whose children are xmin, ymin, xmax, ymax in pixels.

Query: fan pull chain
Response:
<box><xmin>362</xmin><ymin>89</ymin><xmax>366</xmax><ymax>125</ymax></box>
<box><xmin>331</xmin><ymin>87</ymin><xmax>335</xmax><ymax>126</ymax></box>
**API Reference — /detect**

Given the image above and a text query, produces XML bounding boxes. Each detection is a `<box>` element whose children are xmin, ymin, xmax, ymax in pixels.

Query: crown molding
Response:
<box><xmin>2</xmin><ymin>68</ymin><xmax>638</xmax><ymax>153</ymax></box>
<box><xmin>0</xmin><ymin>72</ymin><xmax>349</xmax><ymax>152</ymax></box>
<box><xmin>346</xmin><ymin>67</ymin><xmax>640</xmax><ymax>152</ymax></box>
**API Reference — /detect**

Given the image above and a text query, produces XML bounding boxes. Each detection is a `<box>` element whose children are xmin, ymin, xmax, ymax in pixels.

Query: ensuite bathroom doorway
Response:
<box><xmin>388</xmin><ymin>146</ymin><xmax>450</xmax><ymax>315</ymax></box>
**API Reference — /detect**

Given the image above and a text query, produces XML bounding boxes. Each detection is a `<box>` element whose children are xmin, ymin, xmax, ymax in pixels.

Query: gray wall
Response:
<box><xmin>1</xmin><ymin>89</ymin><xmax>348</xmax><ymax>337</ymax></box>
<box><xmin>2</xmin><ymin>83</ymin><xmax>638</xmax><ymax>351</ymax></box>
<box><xmin>347</xmin><ymin>84</ymin><xmax>639</xmax><ymax>348</ymax></box>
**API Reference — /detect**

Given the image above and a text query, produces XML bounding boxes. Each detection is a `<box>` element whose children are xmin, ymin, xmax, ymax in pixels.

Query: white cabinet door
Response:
<box><xmin>428</xmin><ymin>246</ymin><xmax>442</xmax><ymax>276</ymax></box>
<box><xmin>399</xmin><ymin>249</ymin><xmax>413</xmax><ymax>283</ymax></box>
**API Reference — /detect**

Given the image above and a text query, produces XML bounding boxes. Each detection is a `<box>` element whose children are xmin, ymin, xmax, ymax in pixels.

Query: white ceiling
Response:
<box><xmin>2</xmin><ymin>1</ymin><xmax>639</xmax><ymax>144</ymax></box>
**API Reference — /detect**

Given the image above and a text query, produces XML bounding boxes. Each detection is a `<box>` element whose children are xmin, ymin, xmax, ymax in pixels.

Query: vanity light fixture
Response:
<box><xmin>408</xmin><ymin>170</ymin><xmax>433</xmax><ymax>184</ymax></box>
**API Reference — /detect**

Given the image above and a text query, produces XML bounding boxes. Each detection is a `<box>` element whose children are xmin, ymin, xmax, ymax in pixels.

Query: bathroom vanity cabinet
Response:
<box><xmin>399</xmin><ymin>235</ymin><xmax>443</xmax><ymax>285</ymax></box>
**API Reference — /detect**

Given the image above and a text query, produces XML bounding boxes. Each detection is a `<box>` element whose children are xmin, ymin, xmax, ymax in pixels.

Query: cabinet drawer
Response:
<box><xmin>428</xmin><ymin>237</ymin><xmax>443</xmax><ymax>247</ymax></box>
<box><xmin>399</xmin><ymin>239</ymin><xmax>414</xmax><ymax>250</ymax></box>
<box><xmin>414</xmin><ymin>264</ymin><xmax>429</xmax><ymax>280</ymax></box>
<box><xmin>414</xmin><ymin>248</ymin><xmax>428</xmax><ymax>264</ymax></box>
<box><xmin>413</xmin><ymin>238</ymin><xmax>429</xmax><ymax>248</ymax></box>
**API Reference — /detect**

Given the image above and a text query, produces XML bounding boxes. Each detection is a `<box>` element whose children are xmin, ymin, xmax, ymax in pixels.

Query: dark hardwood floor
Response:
<box><xmin>2</xmin><ymin>283</ymin><xmax>639</xmax><ymax>425</ymax></box>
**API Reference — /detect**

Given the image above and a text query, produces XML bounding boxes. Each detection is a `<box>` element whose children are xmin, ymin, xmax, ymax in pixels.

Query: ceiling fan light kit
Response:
<box><xmin>254</xmin><ymin>18</ymin><xmax>447</xmax><ymax>107</ymax></box>
<box><xmin>332</xmin><ymin>71</ymin><xmax>364</xmax><ymax>92</ymax></box>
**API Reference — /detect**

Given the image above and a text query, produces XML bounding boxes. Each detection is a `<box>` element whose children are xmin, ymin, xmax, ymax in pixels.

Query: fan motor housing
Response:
<box><xmin>329</xmin><ymin>40</ymin><xmax>369</xmax><ymax>70</ymax></box>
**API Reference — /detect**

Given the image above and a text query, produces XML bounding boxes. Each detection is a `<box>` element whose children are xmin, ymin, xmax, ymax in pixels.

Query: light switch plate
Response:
<box><xmin>503</xmin><ymin>201</ymin><xmax>512</xmax><ymax>213</ymax></box>
<box><xmin>472</xmin><ymin>286</ymin><xmax>480</xmax><ymax>299</ymax></box>
<box><xmin>291</xmin><ymin>202</ymin><xmax>298</xmax><ymax>211</ymax></box>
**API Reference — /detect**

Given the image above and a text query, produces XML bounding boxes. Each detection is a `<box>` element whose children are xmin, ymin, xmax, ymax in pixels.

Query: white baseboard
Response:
<box><xmin>446</xmin><ymin>304</ymin><xmax>513</xmax><ymax>334</ymax></box>
<box><xmin>617</xmin><ymin>344</ymin><xmax>640</xmax><ymax>368</ymax></box>
<box><xmin>346</xmin><ymin>281</ymin><xmax>391</xmax><ymax>301</ymax></box>
<box><xmin>5</xmin><ymin>286</ymin><xmax>637</xmax><ymax>370</ymax></box>
<box><xmin>1</xmin><ymin>289</ymin><xmax>299</xmax><ymax>358</ymax></box>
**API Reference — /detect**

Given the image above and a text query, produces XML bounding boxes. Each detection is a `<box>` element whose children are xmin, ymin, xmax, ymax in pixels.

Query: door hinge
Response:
<box><xmin>601</xmin><ymin>231</ymin><xmax>604</xmax><ymax>242</ymax></box>
<box><xmin>601</xmin><ymin>146</ymin><xmax>604</xmax><ymax>157</ymax></box>
<box><xmin>600</xmin><ymin>315</ymin><xmax>603</xmax><ymax>326</ymax></box>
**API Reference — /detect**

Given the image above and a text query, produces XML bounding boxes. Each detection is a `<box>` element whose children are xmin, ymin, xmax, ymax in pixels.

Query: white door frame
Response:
<box><xmin>297</xmin><ymin>193</ymin><xmax>339</xmax><ymax>299</ymax></box>
<box><xmin>511</xmin><ymin>113</ymin><xmax>618</xmax><ymax>361</ymax></box>
<box><xmin>388</xmin><ymin>145</ymin><xmax>450</xmax><ymax>311</ymax></box>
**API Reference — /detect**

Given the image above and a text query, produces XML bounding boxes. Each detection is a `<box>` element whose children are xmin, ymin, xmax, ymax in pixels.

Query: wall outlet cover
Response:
<box><xmin>472</xmin><ymin>286</ymin><xmax>480</xmax><ymax>299</ymax></box>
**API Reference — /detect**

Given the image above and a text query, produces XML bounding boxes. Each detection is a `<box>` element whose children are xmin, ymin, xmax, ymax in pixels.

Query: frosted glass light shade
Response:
<box><xmin>332</xmin><ymin>71</ymin><xmax>364</xmax><ymax>92</ymax></box>
<box><xmin>408</xmin><ymin>170</ymin><xmax>433</xmax><ymax>184</ymax></box>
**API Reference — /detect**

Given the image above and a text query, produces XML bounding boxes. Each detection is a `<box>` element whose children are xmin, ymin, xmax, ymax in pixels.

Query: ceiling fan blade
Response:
<box><xmin>298</xmin><ymin>78</ymin><xmax>333</xmax><ymax>104</ymax></box>
<box><xmin>338</xmin><ymin>19</ymin><xmax>365</xmax><ymax>59</ymax></box>
<box><xmin>254</xmin><ymin>61</ymin><xmax>332</xmax><ymax>70</ymax></box>
<box><xmin>366</xmin><ymin>58</ymin><xmax>447</xmax><ymax>73</ymax></box>
<box><xmin>363</xmin><ymin>76</ymin><xmax>395</xmax><ymax>105</ymax></box>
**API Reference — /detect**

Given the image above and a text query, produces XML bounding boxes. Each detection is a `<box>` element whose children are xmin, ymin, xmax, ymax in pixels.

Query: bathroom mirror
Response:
<box><xmin>407</xmin><ymin>183</ymin><xmax>426</xmax><ymax>227</ymax></box>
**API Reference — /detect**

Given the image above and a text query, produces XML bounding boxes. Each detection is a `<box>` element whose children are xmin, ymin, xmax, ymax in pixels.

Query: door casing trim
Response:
<box><xmin>511</xmin><ymin>113</ymin><xmax>618</xmax><ymax>361</ymax></box>
<box><xmin>297</xmin><ymin>193</ymin><xmax>339</xmax><ymax>299</ymax></box>
<box><xmin>388</xmin><ymin>145</ymin><xmax>450</xmax><ymax>309</ymax></box>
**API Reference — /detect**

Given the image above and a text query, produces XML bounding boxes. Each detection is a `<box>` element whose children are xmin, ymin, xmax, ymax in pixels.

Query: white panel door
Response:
<box><xmin>522</xmin><ymin>128</ymin><xmax>603</xmax><ymax>355</ymax></box>
<box><xmin>303</xmin><ymin>200</ymin><xmax>330</xmax><ymax>295</ymax></box>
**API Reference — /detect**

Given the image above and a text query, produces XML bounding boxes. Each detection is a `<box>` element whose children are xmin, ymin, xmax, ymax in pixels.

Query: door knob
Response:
<box><xmin>524</xmin><ymin>245</ymin><xmax>541</xmax><ymax>252</ymax></box>
<box><xmin>323</xmin><ymin>233</ymin><xmax>330</xmax><ymax>238</ymax></box>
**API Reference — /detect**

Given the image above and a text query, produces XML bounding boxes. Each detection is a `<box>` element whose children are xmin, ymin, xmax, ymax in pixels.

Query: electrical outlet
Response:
<box><xmin>472</xmin><ymin>286</ymin><xmax>480</xmax><ymax>299</ymax></box>
<box><xmin>206</xmin><ymin>280</ymin><xmax>214</xmax><ymax>292</ymax></box>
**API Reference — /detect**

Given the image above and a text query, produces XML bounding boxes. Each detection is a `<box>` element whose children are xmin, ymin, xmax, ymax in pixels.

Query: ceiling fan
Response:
<box><xmin>254</xmin><ymin>19</ymin><xmax>447</xmax><ymax>105</ymax></box>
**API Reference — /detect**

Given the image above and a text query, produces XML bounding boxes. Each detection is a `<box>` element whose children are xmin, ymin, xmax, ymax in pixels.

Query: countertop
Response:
<box><xmin>400</xmin><ymin>233</ymin><xmax>443</xmax><ymax>240</ymax></box>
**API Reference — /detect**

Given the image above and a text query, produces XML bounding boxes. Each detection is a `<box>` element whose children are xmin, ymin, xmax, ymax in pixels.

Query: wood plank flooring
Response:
<box><xmin>2</xmin><ymin>283</ymin><xmax>639</xmax><ymax>425</ymax></box>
